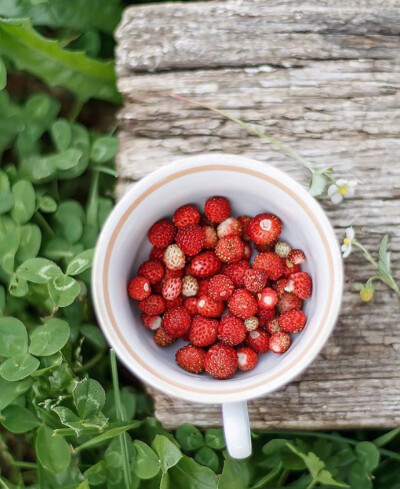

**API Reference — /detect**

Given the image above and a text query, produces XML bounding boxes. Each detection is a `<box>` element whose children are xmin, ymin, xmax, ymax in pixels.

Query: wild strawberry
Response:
<box><xmin>148</xmin><ymin>220</ymin><xmax>176</xmax><ymax>248</ymax></box>
<box><xmin>173</xmin><ymin>204</ymin><xmax>201</xmax><ymax>228</ymax></box>
<box><xmin>284</xmin><ymin>272</ymin><xmax>312</xmax><ymax>299</ymax></box>
<box><xmin>176</xmin><ymin>225</ymin><xmax>205</xmax><ymax>256</ymax></box>
<box><xmin>275</xmin><ymin>241</ymin><xmax>291</xmax><ymax>258</ymax></box>
<box><xmin>244</xmin><ymin>269</ymin><xmax>267</xmax><ymax>293</ymax></box>
<box><xmin>215</xmin><ymin>235</ymin><xmax>244</xmax><ymax>263</ymax></box>
<box><xmin>154</xmin><ymin>327</ymin><xmax>175</xmax><ymax>347</ymax></box>
<box><xmin>277</xmin><ymin>293</ymin><xmax>303</xmax><ymax>313</ymax></box>
<box><xmin>162</xmin><ymin>306</ymin><xmax>191</xmax><ymax>337</ymax></box>
<box><xmin>269</xmin><ymin>332</ymin><xmax>291</xmax><ymax>354</ymax></box>
<box><xmin>176</xmin><ymin>345</ymin><xmax>206</xmax><ymax>374</ymax></box>
<box><xmin>189</xmin><ymin>316</ymin><xmax>219</xmax><ymax>346</ymax></box>
<box><xmin>253</xmin><ymin>252</ymin><xmax>283</xmax><ymax>280</ymax></box>
<box><xmin>165</xmin><ymin>296</ymin><xmax>183</xmax><ymax>309</ymax></box>
<box><xmin>282</xmin><ymin>261</ymin><xmax>301</xmax><ymax>278</ymax></box>
<box><xmin>164</xmin><ymin>244</ymin><xmax>186</xmax><ymax>271</ymax></box>
<box><xmin>197</xmin><ymin>295</ymin><xmax>225</xmax><ymax>318</ymax></box>
<box><xmin>182</xmin><ymin>275</ymin><xmax>199</xmax><ymax>297</ymax></box>
<box><xmin>248</xmin><ymin>213</ymin><xmax>282</xmax><ymax>245</ymax></box>
<box><xmin>202</xmin><ymin>226</ymin><xmax>218</xmax><ymax>249</ymax></box>
<box><xmin>190</xmin><ymin>251</ymin><xmax>222</xmax><ymax>278</ymax></box>
<box><xmin>218</xmin><ymin>315</ymin><xmax>246</xmax><ymax>346</ymax></box>
<box><xmin>204</xmin><ymin>345</ymin><xmax>238</xmax><ymax>379</ymax></box>
<box><xmin>217</xmin><ymin>217</ymin><xmax>242</xmax><ymax>238</ymax></box>
<box><xmin>224</xmin><ymin>260</ymin><xmax>251</xmax><ymax>287</ymax></box>
<box><xmin>128</xmin><ymin>276</ymin><xmax>151</xmax><ymax>300</ymax></box>
<box><xmin>207</xmin><ymin>274</ymin><xmax>234</xmax><ymax>301</ymax></box>
<box><xmin>197</xmin><ymin>279</ymin><xmax>210</xmax><ymax>297</ymax></box>
<box><xmin>138</xmin><ymin>260</ymin><xmax>165</xmax><ymax>284</ymax></box>
<box><xmin>164</xmin><ymin>268</ymin><xmax>184</xmax><ymax>281</ymax></box>
<box><xmin>150</xmin><ymin>247</ymin><xmax>166</xmax><ymax>261</ymax></box>
<box><xmin>244</xmin><ymin>316</ymin><xmax>259</xmax><ymax>332</ymax></box>
<box><xmin>204</xmin><ymin>196</ymin><xmax>231</xmax><ymax>223</ymax></box>
<box><xmin>243</xmin><ymin>242</ymin><xmax>252</xmax><ymax>261</ymax></box>
<box><xmin>184</xmin><ymin>297</ymin><xmax>198</xmax><ymax>315</ymax></box>
<box><xmin>139</xmin><ymin>294</ymin><xmax>166</xmax><ymax>315</ymax></box>
<box><xmin>152</xmin><ymin>281</ymin><xmax>163</xmax><ymax>294</ymax></box>
<box><xmin>278</xmin><ymin>310</ymin><xmax>306</xmax><ymax>333</ymax></box>
<box><xmin>237</xmin><ymin>347</ymin><xmax>258</xmax><ymax>371</ymax></box>
<box><xmin>162</xmin><ymin>278</ymin><xmax>182</xmax><ymax>301</ymax></box>
<box><xmin>141</xmin><ymin>314</ymin><xmax>161</xmax><ymax>330</ymax></box>
<box><xmin>245</xmin><ymin>329</ymin><xmax>270</xmax><ymax>354</ymax></box>
<box><xmin>265</xmin><ymin>317</ymin><xmax>282</xmax><ymax>335</ymax></box>
<box><xmin>238</xmin><ymin>215</ymin><xmax>252</xmax><ymax>241</ymax></box>
<box><xmin>257</xmin><ymin>307</ymin><xmax>276</xmax><ymax>327</ymax></box>
<box><xmin>287</xmin><ymin>249</ymin><xmax>306</xmax><ymax>265</ymax></box>
<box><xmin>257</xmin><ymin>287</ymin><xmax>278</xmax><ymax>310</ymax></box>
<box><xmin>272</xmin><ymin>278</ymin><xmax>289</xmax><ymax>297</ymax></box>
<box><xmin>199</xmin><ymin>214</ymin><xmax>214</xmax><ymax>227</ymax></box>
<box><xmin>228</xmin><ymin>289</ymin><xmax>258</xmax><ymax>319</ymax></box>
<box><xmin>255</xmin><ymin>242</ymin><xmax>277</xmax><ymax>253</ymax></box>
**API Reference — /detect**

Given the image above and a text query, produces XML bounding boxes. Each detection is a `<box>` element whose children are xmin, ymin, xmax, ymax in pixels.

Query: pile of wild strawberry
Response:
<box><xmin>128</xmin><ymin>197</ymin><xmax>312</xmax><ymax>380</ymax></box>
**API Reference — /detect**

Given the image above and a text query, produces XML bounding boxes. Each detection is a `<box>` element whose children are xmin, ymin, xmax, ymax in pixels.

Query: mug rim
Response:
<box><xmin>92</xmin><ymin>153</ymin><xmax>343</xmax><ymax>403</ymax></box>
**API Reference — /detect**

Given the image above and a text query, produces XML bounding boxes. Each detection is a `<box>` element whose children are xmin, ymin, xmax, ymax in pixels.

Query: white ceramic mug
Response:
<box><xmin>92</xmin><ymin>154</ymin><xmax>343</xmax><ymax>459</ymax></box>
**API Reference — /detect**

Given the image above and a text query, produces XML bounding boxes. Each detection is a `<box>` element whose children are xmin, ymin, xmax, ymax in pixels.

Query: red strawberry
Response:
<box><xmin>274</xmin><ymin>241</ymin><xmax>291</xmax><ymax>258</ymax></box>
<box><xmin>278</xmin><ymin>310</ymin><xmax>306</xmax><ymax>333</ymax></box>
<box><xmin>197</xmin><ymin>279</ymin><xmax>210</xmax><ymax>297</ymax></box>
<box><xmin>176</xmin><ymin>345</ymin><xmax>206</xmax><ymax>374</ymax></box>
<box><xmin>238</xmin><ymin>215</ymin><xmax>252</xmax><ymax>241</ymax></box>
<box><xmin>165</xmin><ymin>296</ymin><xmax>183</xmax><ymax>309</ymax></box>
<box><xmin>247</xmin><ymin>213</ymin><xmax>282</xmax><ymax>245</ymax></box>
<box><xmin>265</xmin><ymin>317</ymin><xmax>282</xmax><ymax>335</ymax></box>
<box><xmin>182</xmin><ymin>275</ymin><xmax>199</xmax><ymax>297</ymax></box>
<box><xmin>287</xmin><ymin>249</ymin><xmax>306</xmax><ymax>265</ymax></box>
<box><xmin>164</xmin><ymin>244</ymin><xmax>186</xmax><ymax>271</ymax></box>
<box><xmin>253</xmin><ymin>252</ymin><xmax>283</xmax><ymax>280</ymax></box>
<box><xmin>148</xmin><ymin>220</ymin><xmax>176</xmax><ymax>248</ymax></box>
<box><xmin>173</xmin><ymin>204</ymin><xmax>201</xmax><ymax>228</ymax></box>
<box><xmin>139</xmin><ymin>294</ymin><xmax>166</xmax><ymax>315</ymax></box>
<box><xmin>215</xmin><ymin>235</ymin><xmax>244</xmax><ymax>263</ymax></box>
<box><xmin>128</xmin><ymin>276</ymin><xmax>151</xmax><ymax>300</ymax></box>
<box><xmin>164</xmin><ymin>268</ymin><xmax>185</xmax><ymax>281</ymax></box>
<box><xmin>197</xmin><ymin>295</ymin><xmax>225</xmax><ymax>318</ymax></box>
<box><xmin>218</xmin><ymin>315</ymin><xmax>246</xmax><ymax>346</ymax></box>
<box><xmin>282</xmin><ymin>261</ymin><xmax>301</xmax><ymax>278</ymax></box>
<box><xmin>257</xmin><ymin>307</ymin><xmax>276</xmax><ymax>327</ymax></box>
<box><xmin>184</xmin><ymin>297</ymin><xmax>198</xmax><ymax>315</ymax></box>
<box><xmin>207</xmin><ymin>274</ymin><xmax>234</xmax><ymax>301</ymax></box>
<box><xmin>189</xmin><ymin>316</ymin><xmax>219</xmax><ymax>346</ymax></box>
<box><xmin>162</xmin><ymin>306</ymin><xmax>191</xmax><ymax>337</ymax></box>
<box><xmin>162</xmin><ymin>277</ymin><xmax>182</xmax><ymax>301</ymax></box>
<box><xmin>202</xmin><ymin>226</ymin><xmax>218</xmax><ymax>249</ymax></box>
<box><xmin>244</xmin><ymin>316</ymin><xmax>259</xmax><ymax>332</ymax></box>
<box><xmin>154</xmin><ymin>327</ymin><xmax>175</xmax><ymax>347</ymax></box>
<box><xmin>190</xmin><ymin>251</ymin><xmax>222</xmax><ymax>278</ymax></box>
<box><xmin>217</xmin><ymin>217</ymin><xmax>242</xmax><ymax>238</ymax></box>
<box><xmin>228</xmin><ymin>289</ymin><xmax>258</xmax><ymax>320</ymax></box>
<box><xmin>224</xmin><ymin>260</ymin><xmax>251</xmax><ymax>287</ymax></box>
<box><xmin>244</xmin><ymin>269</ymin><xmax>267</xmax><ymax>293</ymax></box>
<box><xmin>257</xmin><ymin>287</ymin><xmax>278</xmax><ymax>310</ymax></box>
<box><xmin>176</xmin><ymin>225</ymin><xmax>205</xmax><ymax>256</ymax></box>
<box><xmin>141</xmin><ymin>314</ymin><xmax>161</xmax><ymax>330</ymax></box>
<box><xmin>255</xmin><ymin>241</ymin><xmax>277</xmax><ymax>253</ymax></box>
<box><xmin>152</xmin><ymin>281</ymin><xmax>163</xmax><ymax>294</ymax></box>
<box><xmin>272</xmin><ymin>278</ymin><xmax>289</xmax><ymax>297</ymax></box>
<box><xmin>237</xmin><ymin>347</ymin><xmax>258</xmax><ymax>371</ymax></box>
<box><xmin>204</xmin><ymin>196</ymin><xmax>231</xmax><ymax>223</ymax></box>
<box><xmin>245</xmin><ymin>329</ymin><xmax>270</xmax><ymax>354</ymax></box>
<box><xmin>138</xmin><ymin>260</ymin><xmax>165</xmax><ymax>284</ymax></box>
<box><xmin>243</xmin><ymin>242</ymin><xmax>252</xmax><ymax>261</ymax></box>
<box><xmin>284</xmin><ymin>272</ymin><xmax>312</xmax><ymax>299</ymax></box>
<box><xmin>277</xmin><ymin>293</ymin><xmax>303</xmax><ymax>313</ymax></box>
<box><xmin>204</xmin><ymin>345</ymin><xmax>238</xmax><ymax>379</ymax></box>
<box><xmin>150</xmin><ymin>247</ymin><xmax>166</xmax><ymax>261</ymax></box>
<box><xmin>269</xmin><ymin>332</ymin><xmax>291</xmax><ymax>354</ymax></box>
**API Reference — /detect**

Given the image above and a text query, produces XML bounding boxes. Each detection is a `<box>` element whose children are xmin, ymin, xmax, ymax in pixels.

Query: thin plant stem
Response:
<box><xmin>37</xmin><ymin>460</ymin><xmax>45</xmax><ymax>489</ymax></box>
<box><xmin>0</xmin><ymin>478</ymin><xmax>11</xmax><ymax>489</ymax></box>
<box><xmin>11</xmin><ymin>461</ymin><xmax>38</xmax><ymax>469</ymax></box>
<box><xmin>353</xmin><ymin>241</ymin><xmax>378</xmax><ymax>268</ymax></box>
<box><xmin>34</xmin><ymin>211</ymin><xmax>55</xmax><ymax>237</ymax></box>
<box><xmin>305</xmin><ymin>479</ymin><xmax>318</xmax><ymax>489</ymax></box>
<box><xmin>276</xmin><ymin>468</ymin><xmax>290</xmax><ymax>487</ymax></box>
<box><xmin>74</xmin><ymin>348</ymin><xmax>107</xmax><ymax>373</ymax></box>
<box><xmin>69</xmin><ymin>99</ymin><xmax>85</xmax><ymax>122</ymax></box>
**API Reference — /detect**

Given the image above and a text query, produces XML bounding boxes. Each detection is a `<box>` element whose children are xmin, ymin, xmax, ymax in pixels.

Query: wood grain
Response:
<box><xmin>115</xmin><ymin>0</ymin><xmax>400</xmax><ymax>429</ymax></box>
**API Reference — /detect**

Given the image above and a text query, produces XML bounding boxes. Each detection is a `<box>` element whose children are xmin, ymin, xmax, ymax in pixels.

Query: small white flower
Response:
<box><xmin>341</xmin><ymin>227</ymin><xmax>355</xmax><ymax>258</ymax></box>
<box><xmin>328</xmin><ymin>179</ymin><xmax>357</xmax><ymax>204</ymax></box>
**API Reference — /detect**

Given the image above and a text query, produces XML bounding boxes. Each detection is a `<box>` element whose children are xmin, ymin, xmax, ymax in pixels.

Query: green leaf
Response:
<box><xmin>52</xmin><ymin>406</ymin><xmax>83</xmax><ymax>435</ymax></box>
<box><xmin>205</xmin><ymin>429</ymin><xmax>225</xmax><ymax>450</ymax></box>
<box><xmin>169</xmin><ymin>456</ymin><xmax>218</xmax><ymax>489</ymax></box>
<box><xmin>66</xmin><ymin>248</ymin><xmax>94</xmax><ymax>275</ymax></box>
<box><xmin>133</xmin><ymin>440</ymin><xmax>161</xmax><ymax>479</ymax></box>
<box><xmin>309</xmin><ymin>172</ymin><xmax>327</xmax><ymax>197</ymax></box>
<box><xmin>374</xmin><ymin>427</ymin><xmax>400</xmax><ymax>447</ymax></box>
<box><xmin>0</xmin><ymin>352</ymin><xmax>40</xmax><ymax>380</ymax></box>
<box><xmin>176</xmin><ymin>424</ymin><xmax>205</xmax><ymax>451</ymax></box>
<box><xmin>0</xmin><ymin>229</ymin><xmax>20</xmax><ymax>275</ymax></box>
<box><xmin>104</xmin><ymin>387</ymin><xmax>136</xmax><ymax>422</ymax></box>
<box><xmin>152</xmin><ymin>434</ymin><xmax>183</xmax><ymax>472</ymax></box>
<box><xmin>80</xmin><ymin>324</ymin><xmax>106</xmax><ymax>350</ymax></box>
<box><xmin>38</xmin><ymin>195</ymin><xmax>57</xmax><ymax>213</ymax></box>
<box><xmin>16</xmin><ymin>224</ymin><xmax>42</xmax><ymax>262</ymax></box>
<box><xmin>48</xmin><ymin>273</ymin><xmax>80</xmax><ymax>307</ymax></box>
<box><xmin>287</xmin><ymin>443</ymin><xmax>324</xmax><ymax>478</ymax></box>
<box><xmin>160</xmin><ymin>472</ymin><xmax>170</xmax><ymax>489</ymax></box>
<box><xmin>194</xmin><ymin>447</ymin><xmax>219</xmax><ymax>473</ymax></box>
<box><xmin>36</xmin><ymin>425</ymin><xmax>71</xmax><ymax>474</ymax></box>
<box><xmin>51</xmin><ymin>119</ymin><xmax>71</xmax><ymax>151</ymax></box>
<box><xmin>73</xmin><ymin>378</ymin><xmax>105</xmax><ymax>419</ymax></box>
<box><xmin>10</xmin><ymin>180</ymin><xmax>36</xmax><ymax>224</ymax></box>
<box><xmin>378</xmin><ymin>235</ymin><xmax>391</xmax><ymax>279</ymax></box>
<box><xmin>8</xmin><ymin>274</ymin><xmax>29</xmax><ymax>297</ymax></box>
<box><xmin>1</xmin><ymin>405</ymin><xmax>40</xmax><ymax>433</ymax></box>
<box><xmin>0</xmin><ymin>18</ymin><xmax>120</xmax><ymax>103</ymax></box>
<box><xmin>17</xmin><ymin>257</ymin><xmax>62</xmax><ymax>283</ymax></box>
<box><xmin>51</xmin><ymin>148</ymin><xmax>83</xmax><ymax>171</ymax></box>
<box><xmin>349</xmin><ymin>461</ymin><xmax>372</xmax><ymax>489</ymax></box>
<box><xmin>218</xmin><ymin>459</ymin><xmax>250</xmax><ymax>489</ymax></box>
<box><xmin>0</xmin><ymin>56</ymin><xmax>6</xmax><ymax>90</ymax></box>
<box><xmin>91</xmin><ymin>136</ymin><xmax>118</xmax><ymax>163</ymax></box>
<box><xmin>317</xmin><ymin>469</ymin><xmax>349</xmax><ymax>487</ymax></box>
<box><xmin>355</xmin><ymin>441</ymin><xmax>380</xmax><ymax>472</ymax></box>
<box><xmin>0</xmin><ymin>285</ymin><xmax>5</xmax><ymax>316</ymax></box>
<box><xmin>0</xmin><ymin>377</ymin><xmax>32</xmax><ymax>410</ymax></box>
<box><xmin>29</xmin><ymin>318</ymin><xmax>70</xmax><ymax>356</ymax></box>
<box><xmin>0</xmin><ymin>316</ymin><xmax>28</xmax><ymax>357</ymax></box>
<box><xmin>84</xmin><ymin>460</ymin><xmax>108</xmax><ymax>485</ymax></box>
<box><xmin>0</xmin><ymin>171</ymin><xmax>14</xmax><ymax>214</ymax></box>
<box><xmin>75</xmin><ymin>422</ymin><xmax>140</xmax><ymax>453</ymax></box>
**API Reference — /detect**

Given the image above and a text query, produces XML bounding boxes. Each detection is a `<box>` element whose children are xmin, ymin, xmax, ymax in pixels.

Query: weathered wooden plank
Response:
<box><xmin>115</xmin><ymin>0</ymin><xmax>400</xmax><ymax>429</ymax></box>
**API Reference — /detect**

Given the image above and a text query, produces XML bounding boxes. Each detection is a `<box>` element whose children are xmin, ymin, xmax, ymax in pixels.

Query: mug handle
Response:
<box><xmin>222</xmin><ymin>401</ymin><xmax>252</xmax><ymax>459</ymax></box>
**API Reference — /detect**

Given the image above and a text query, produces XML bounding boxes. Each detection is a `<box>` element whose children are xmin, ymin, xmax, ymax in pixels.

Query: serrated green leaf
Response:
<box><xmin>309</xmin><ymin>172</ymin><xmax>327</xmax><ymax>197</ymax></box>
<box><xmin>317</xmin><ymin>470</ymin><xmax>349</xmax><ymax>487</ymax></box>
<box><xmin>0</xmin><ymin>352</ymin><xmax>40</xmax><ymax>380</ymax></box>
<box><xmin>0</xmin><ymin>18</ymin><xmax>121</xmax><ymax>103</ymax></box>
<box><xmin>287</xmin><ymin>443</ymin><xmax>324</xmax><ymax>478</ymax></box>
<box><xmin>48</xmin><ymin>273</ymin><xmax>80</xmax><ymax>307</ymax></box>
<box><xmin>29</xmin><ymin>318</ymin><xmax>70</xmax><ymax>356</ymax></box>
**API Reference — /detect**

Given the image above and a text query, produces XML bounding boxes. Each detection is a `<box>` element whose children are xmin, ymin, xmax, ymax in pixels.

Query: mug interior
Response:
<box><xmin>93</xmin><ymin>155</ymin><xmax>342</xmax><ymax>403</ymax></box>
